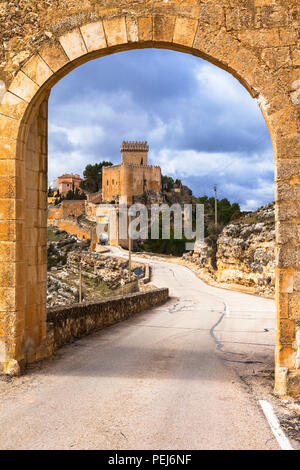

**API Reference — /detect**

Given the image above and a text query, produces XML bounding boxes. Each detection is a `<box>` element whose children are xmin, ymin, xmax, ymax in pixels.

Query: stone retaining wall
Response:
<box><xmin>47</xmin><ymin>288</ymin><xmax>169</xmax><ymax>350</ymax></box>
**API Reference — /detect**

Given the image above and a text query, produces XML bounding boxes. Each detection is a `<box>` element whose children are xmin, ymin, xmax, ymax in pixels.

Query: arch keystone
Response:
<box><xmin>59</xmin><ymin>29</ymin><xmax>87</xmax><ymax>61</ymax></box>
<box><xmin>153</xmin><ymin>15</ymin><xmax>176</xmax><ymax>42</ymax></box>
<box><xmin>80</xmin><ymin>22</ymin><xmax>107</xmax><ymax>52</ymax></box>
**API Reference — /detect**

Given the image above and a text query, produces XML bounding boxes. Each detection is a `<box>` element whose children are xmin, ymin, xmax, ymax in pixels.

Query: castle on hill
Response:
<box><xmin>102</xmin><ymin>141</ymin><xmax>162</xmax><ymax>204</ymax></box>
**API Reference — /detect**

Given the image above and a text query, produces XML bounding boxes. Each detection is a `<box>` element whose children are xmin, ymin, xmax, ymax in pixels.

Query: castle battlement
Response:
<box><xmin>120</xmin><ymin>141</ymin><xmax>149</xmax><ymax>152</ymax></box>
<box><xmin>122</xmin><ymin>163</ymin><xmax>160</xmax><ymax>169</ymax></box>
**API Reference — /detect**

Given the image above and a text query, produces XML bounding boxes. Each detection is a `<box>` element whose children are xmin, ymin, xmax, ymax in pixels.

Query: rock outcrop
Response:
<box><xmin>47</xmin><ymin>227</ymin><xmax>144</xmax><ymax>307</ymax></box>
<box><xmin>183</xmin><ymin>203</ymin><xmax>275</xmax><ymax>298</ymax></box>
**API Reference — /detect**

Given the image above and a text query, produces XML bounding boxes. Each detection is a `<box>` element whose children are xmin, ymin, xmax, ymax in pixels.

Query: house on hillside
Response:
<box><xmin>57</xmin><ymin>173</ymin><xmax>83</xmax><ymax>196</ymax></box>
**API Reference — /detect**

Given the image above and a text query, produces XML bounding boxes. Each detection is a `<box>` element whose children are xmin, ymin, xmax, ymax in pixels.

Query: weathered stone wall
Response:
<box><xmin>47</xmin><ymin>288</ymin><xmax>169</xmax><ymax>350</ymax></box>
<box><xmin>0</xmin><ymin>0</ymin><xmax>298</xmax><ymax>395</ymax></box>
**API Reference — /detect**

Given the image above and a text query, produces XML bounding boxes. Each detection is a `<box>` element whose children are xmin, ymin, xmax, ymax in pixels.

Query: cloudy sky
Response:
<box><xmin>48</xmin><ymin>48</ymin><xmax>274</xmax><ymax>211</ymax></box>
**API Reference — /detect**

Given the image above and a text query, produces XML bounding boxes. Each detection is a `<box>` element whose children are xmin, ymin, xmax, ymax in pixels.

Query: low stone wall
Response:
<box><xmin>47</xmin><ymin>288</ymin><xmax>169</xmax><ymax>350</ymax></box>
<box><xmin>48</xmin><ymin>200</ymin><xmax>86</xmax><ymax>219</ymax></box>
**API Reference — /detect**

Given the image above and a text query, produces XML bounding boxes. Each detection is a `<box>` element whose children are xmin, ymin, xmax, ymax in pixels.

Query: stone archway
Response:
<box><xmin>0</xmin><ymin>1</ymin><xmax>299</xmax><ymax>396</ymax></box>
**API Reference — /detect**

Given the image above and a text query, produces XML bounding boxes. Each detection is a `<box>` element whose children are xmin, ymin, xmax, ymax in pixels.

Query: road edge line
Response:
<box><xmin>259</xmin><ymin>400</ymin><xmax>294</xmax><ymax>450</ymax></box>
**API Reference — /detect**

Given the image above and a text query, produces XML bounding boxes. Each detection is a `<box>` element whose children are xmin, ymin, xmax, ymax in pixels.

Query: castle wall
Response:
<box><xmin>121</xmin><ymin>150</ymin><xmax>148</xmax><ymax>166</ymax></box>
<box><xmin>102</xmin><ymin>164</ymin><xmax>161</xmax><ymax>204</ymax></box>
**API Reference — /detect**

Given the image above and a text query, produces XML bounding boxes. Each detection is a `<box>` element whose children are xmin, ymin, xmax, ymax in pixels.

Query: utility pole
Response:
<box><xmin>128</xmin><ymin>214</ymin><xmax>132</xmax><ymax>282</ymax></box>
<box><xmin>79</xmin><ymin>261</ymin><xmax>82</xmax><ymax>303</ymax></box>
<box><xmin>214</xmin><ymin>184</ymin><xmax>218</xmax><ymax>229</ymax></box>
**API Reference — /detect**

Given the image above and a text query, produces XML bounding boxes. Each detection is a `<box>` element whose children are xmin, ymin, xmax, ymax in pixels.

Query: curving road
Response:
<box><xmin>0</xmin><ymin>251</ymin><xmax>280</xmax><ymax>450</ymax></box>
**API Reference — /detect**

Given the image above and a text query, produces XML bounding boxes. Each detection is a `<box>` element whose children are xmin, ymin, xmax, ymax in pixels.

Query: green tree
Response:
<box><xmin>162</xmin><ymin>175</ymin><xmax>174</xmax><ymax>191</ymax></box>
<box><xmin>64</xmin><ymin>187</ymin><xmax>87</xmax><ymax>200</ymax></box>
<box><xmin>80</xmin><ymin>161</ymin><xmax>113</xmax><ymax>193</ymax></box>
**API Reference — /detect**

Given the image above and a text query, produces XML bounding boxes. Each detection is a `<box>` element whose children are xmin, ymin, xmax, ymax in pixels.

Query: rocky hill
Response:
<box><xmin>183</xmin><ymin>203</ymin><xmax>275</xmax><ymax>297</ymax></box>
<box><xmin>47</xmin><ymin>227</ymin><xmax>144</xmax><ymax>307</ymax></box>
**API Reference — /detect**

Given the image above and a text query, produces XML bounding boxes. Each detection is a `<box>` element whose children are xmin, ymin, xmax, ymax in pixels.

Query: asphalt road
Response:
<box><xmin>0</xmin><ymin>253</ymin><xmax>280</xmax><ymax>450</ymax></box>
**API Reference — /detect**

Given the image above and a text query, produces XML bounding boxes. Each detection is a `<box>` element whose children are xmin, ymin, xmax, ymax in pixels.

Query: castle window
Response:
<box><xmin>107</xmin><ymin>180</ymin><xmax>109</xmax><ymax>186</ymax></box>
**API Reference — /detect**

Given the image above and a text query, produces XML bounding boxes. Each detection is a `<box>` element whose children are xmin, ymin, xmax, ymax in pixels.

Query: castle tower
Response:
<box><xmin>102</xmin><ymin>140</ymin><xmax>161</xmax><ymax>205</ymax></box>
<box><xmin>121</xmin><ymin>141</ymin><xmax>149</xmax><ymax>166</ymax></box>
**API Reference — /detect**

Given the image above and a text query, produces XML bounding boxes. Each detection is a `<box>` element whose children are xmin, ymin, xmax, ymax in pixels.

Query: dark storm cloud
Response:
<box><xmin>48</xmin><ymin>48</ymin><xmax>274</xmax><ymax>210</ymax></box>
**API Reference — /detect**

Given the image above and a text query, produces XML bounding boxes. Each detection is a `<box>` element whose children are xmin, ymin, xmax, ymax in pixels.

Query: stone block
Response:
<box><xmin>0</xmin><ymin>92</ymin><xmax>28</xmax><ymax>120</ymax></box>
<box><xmin>0</xmin><ymin>309</ymin><xmax>25</xmax><ymax>337</ymax></box>
<box><xmin>173</xmin><ymin>17</ymin><xmax>198</xmax><ymax>47</ymax></box>
<box><xmin>153</xmin><ymin>15</ymin><xmax>175</xmax><ymax>42</ymax></box>
<box><xmin>276</xmin><ymin>222</ymin><xmax>300</xmax><ymax>245</ymax></box>
<box><xmin>0</xmin><ymin>176</ymin><xmax>16</xmax><ymax>198</ymax></box>
<box><xmin>275</xmin><ymin>200</ymin><xmax>300</xmax><ymax>222</ymax></box>
<box><xmin>276</xmin><ymin>181</ymin><xmax>300</xmax><ymax>202</ymax></box>
<box><xmin>0</xmin><ymin>116</ymin><xmax>21</xmax><ymax>140</ymax></box>
<box><xmin>275</xmin><ymin>158</ymin><xmax>300</xmax><ymax>181</ymax></box>
<box><xmin>0</xmin><ymin>221</ymin><xmax>16</xmax><ymax>242</ymax></box>
<box><xmin>276</xmin><ymin>267</ymin><xmax>295</xmax><ymax>294</ymax></box>
<box><xmin>276</xmin><ymin>291</ymin><xmax>289</xmax><ymax>319</ymax></box>
<box><xmin>274</xmin><ymin>366</ymin><xmax>288</xmax><ymax>396</ymax></box>
<box><xmin>0</xmin><ymin>286</ymin><xmax>25</xmax><ymax>311</ymax></box>
<box><xmin>138</xmin><ymin>16</ymin><xmax>153</xmax><ymax>41</ymax></box>
<box><xmin>22</xmin><ymin>55</ymin><xmax>52</xmax><ymax>86</ymax></box>
<box><xmin>103</xmin><ymin>17</ymin><xmax>127</xmax><ymax>47</ymax></box>
<box><xmin>39</xmin><ymin>42</ymin><xmax>69</xmax><ymax>72</ymax></box>
<box><xmin>0</xmin><ymin>139</ymin><xmax>18</xmax><ymax>160</ymax></box>
<box><xmin>286</xmin><ymin>371</ymin><xmax>300</xmax><ymax>399</ymax></box>
<box><xmin>8</xmin><ymin>71</ymin><xmax>39</xmax><ymax>103</ymax></box>
<box><xmin>288</xmin><ymin>292</ymin><xmax>300</xmax><ymax>320</ymax></box>
<box><xmin>0</xmin><ymin>242</ymin><xmax>17</xmax><ymax>262</ymax></box>
<box><xmin>0</xmin><ymin>262</ymin><xmax>17</xmax><ymax>287</ymax></box>
<box><xmin>80</xmin><ymin>22</ymin><xmax>107</xmax><ymax>52</ymax></box>
<box><xmin>279</xmin><ymin>319</ymin><xmax>296</xmax><ymax>345</ymax></box>
<box><xmin>0</xmin><ymin>199</ymin><xmax>17</xmax><ymax>221</ymax></box>
<box><xmin>275</xmin><ymin>134</ymin><xmax>300</xmax><ymax>161</ymax></box>
<box><xmin>0</xmin><ymin>160</ymin><xmax>15</xmax><ymax>177</ymax></box>
<box><xmin>126</xmin><ymin>16</ymin><xmax>139</xmax><ymax>43</ymax></box>
<box><xmin>275</xmin><ymin>245</ymin><xmax>300</xmax><ymax>269</ymax></box>
<box><xmin>59</xmin><ymin>29</ymin><xmax>87</xmax><ymax>61</ymax></box>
